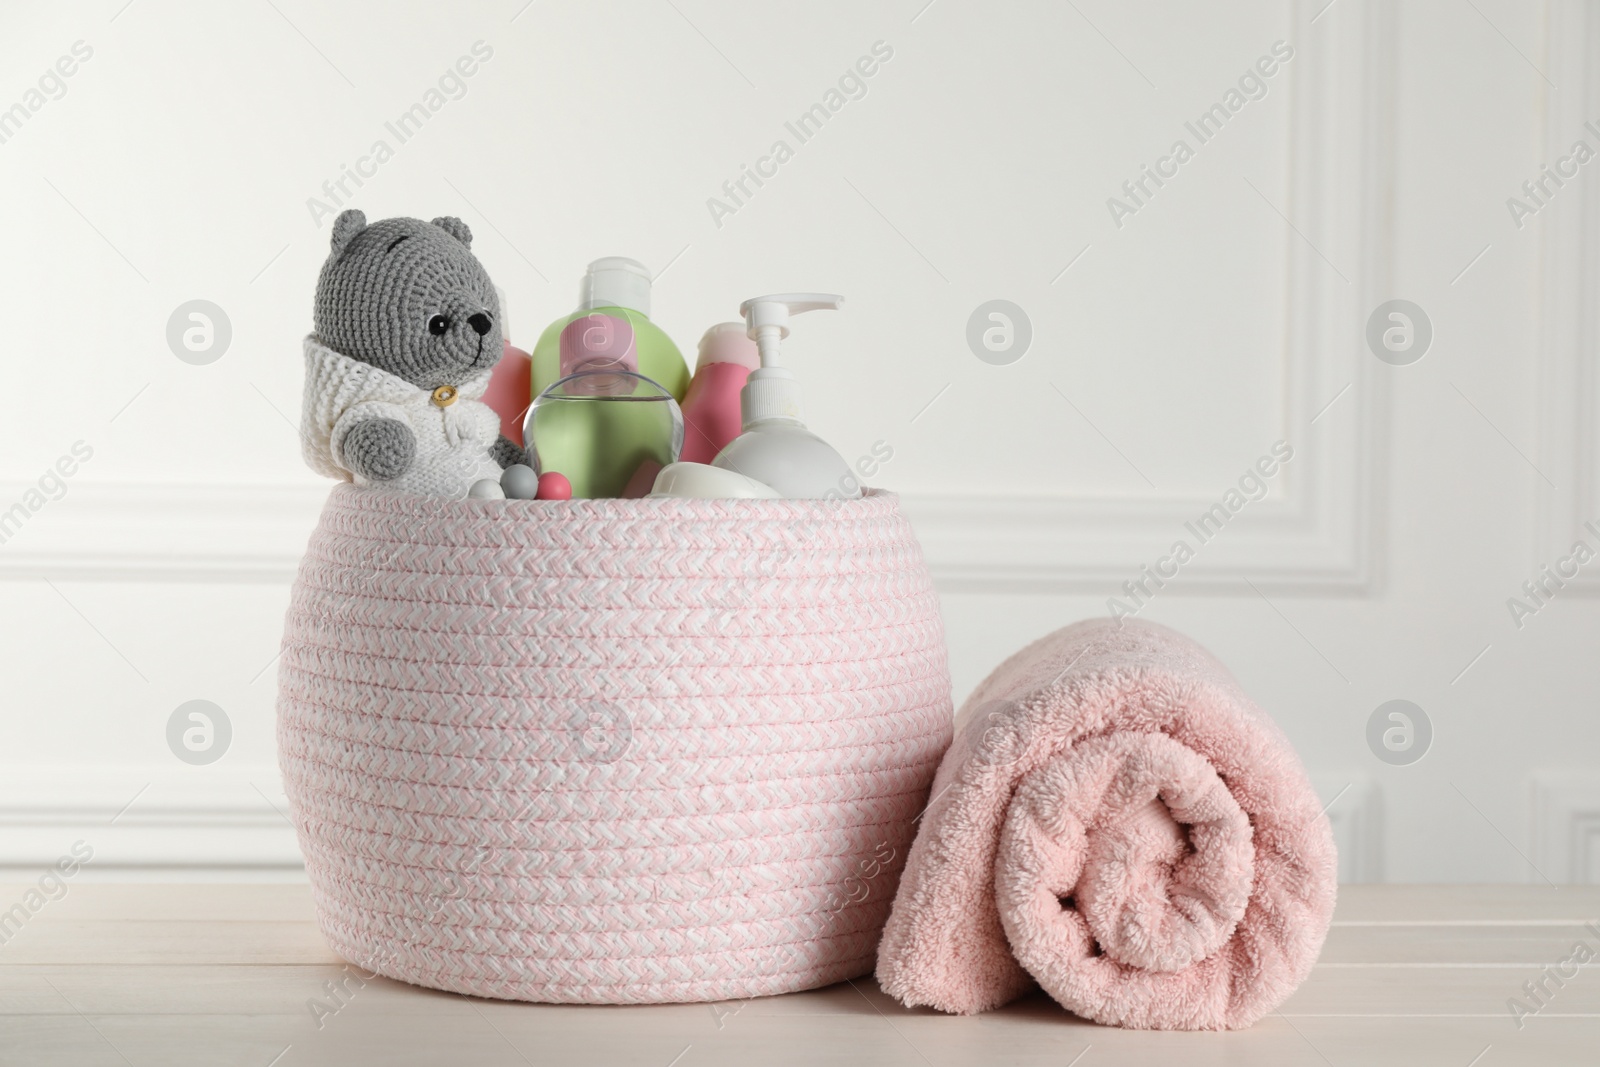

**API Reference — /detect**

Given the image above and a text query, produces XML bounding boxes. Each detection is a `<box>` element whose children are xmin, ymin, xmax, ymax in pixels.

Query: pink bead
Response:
<box><xmin>536</xmin><ymin>471</ymin><xmax>572</xmax><ymax>501</ymax></box>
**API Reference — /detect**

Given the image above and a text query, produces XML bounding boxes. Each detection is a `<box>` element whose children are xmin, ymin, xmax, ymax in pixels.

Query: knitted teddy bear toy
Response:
<box><xmin>300</xmin><ymin>209</ymin><xmax>524</xmax><ymax>497</ymax></box>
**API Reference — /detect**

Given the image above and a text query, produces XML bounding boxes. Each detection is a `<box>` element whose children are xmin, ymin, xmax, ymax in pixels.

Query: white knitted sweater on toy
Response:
<box><xmin>301</xmin><ymin>336</ymin><xmax>502</xmax><ymax>498</ymax></box>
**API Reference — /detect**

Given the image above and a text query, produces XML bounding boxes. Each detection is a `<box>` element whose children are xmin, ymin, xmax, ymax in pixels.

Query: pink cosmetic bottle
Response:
<box><xmin>679</xmin><ymin>323</ymin><xmax>759</xmax><ymax>465</ymax></box>
<box><xmin>482</xmin><ymin>288</ymin><xmax>533</xmax><ymax>446</ymax></box>
<box><xmin>483</xmin><ymin>339</ymin><xmax>532</xmax><ymax>446</ymax></box>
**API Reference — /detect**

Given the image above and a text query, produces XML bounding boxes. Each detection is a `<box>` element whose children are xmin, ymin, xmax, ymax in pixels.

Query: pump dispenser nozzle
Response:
<box><xmin>710</xmin><ymin>292</ymin><xmax>860</xmax><ymax>499</ymax></box>
<box><xmin>737</xmin><ymin>293</ymin><xmax>843</xmax><ymax>427</ymax></box>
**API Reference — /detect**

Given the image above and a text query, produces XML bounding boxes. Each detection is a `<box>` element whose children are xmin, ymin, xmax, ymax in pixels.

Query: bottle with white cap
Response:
<box><xmin>679</xmin><ymin>322</ymin><xmax>760</xmax><ymax>464</ymax></box>
<box><xmin>529</xmin><ymin>256</ymin><xmax>691</xmax><ymax>403</ymax></box>
<box><xmin>710</xmin><ymin>293</ymin><xmax>862</xmax><ymax>500</ymax></box>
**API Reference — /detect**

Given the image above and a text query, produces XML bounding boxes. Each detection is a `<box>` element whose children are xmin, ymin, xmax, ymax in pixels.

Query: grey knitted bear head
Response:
<box><xmin>313</xmin><ymin>210</ymin><xmax>502</xmax><ymax>390</ymax></box>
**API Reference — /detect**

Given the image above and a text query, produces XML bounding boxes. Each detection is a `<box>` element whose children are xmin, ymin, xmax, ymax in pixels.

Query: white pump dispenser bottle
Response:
<box><xmin>710</xmin><ymin>293</ymin><xmax>861</xmax><ymax>500</ymax></box>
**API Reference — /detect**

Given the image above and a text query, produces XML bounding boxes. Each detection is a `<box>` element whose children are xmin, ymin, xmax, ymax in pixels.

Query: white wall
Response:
<box><xmin>0</xmin><ymin>0</ymin><xmax>1595</xmax><ymax>883</ymax></box>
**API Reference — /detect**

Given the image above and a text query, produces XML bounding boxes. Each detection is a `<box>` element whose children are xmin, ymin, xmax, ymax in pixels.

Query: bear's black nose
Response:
<box><xmin>467</xmin><ymin>312</ymin><xmax>492</xmax><ymax>336</ymax></box>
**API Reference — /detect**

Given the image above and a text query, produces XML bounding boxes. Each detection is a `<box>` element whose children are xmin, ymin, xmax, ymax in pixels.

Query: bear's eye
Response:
<box><xmin>428</xmin><ymin>314</ymin><xmax>450</xmax><ymax>336</ymax></box>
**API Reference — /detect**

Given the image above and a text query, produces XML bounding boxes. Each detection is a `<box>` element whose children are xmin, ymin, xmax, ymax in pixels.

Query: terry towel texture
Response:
<box><xmin>876</xmin><ymin>618</ymin><xmax>1336</xmax><ymax>1030</ymax></box>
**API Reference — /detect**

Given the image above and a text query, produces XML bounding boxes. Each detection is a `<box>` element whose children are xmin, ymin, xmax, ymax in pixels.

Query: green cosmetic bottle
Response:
<box><xmin>530</xmin><ymin>256</ymin><xmax>690</xmax><ymax>404</ymax></box>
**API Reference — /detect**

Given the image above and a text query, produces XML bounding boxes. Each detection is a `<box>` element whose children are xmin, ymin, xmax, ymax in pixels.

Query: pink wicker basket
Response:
<box><xmin>277</xmin><ymin>484</ymin><xmax>953</xmax><ymax>1003</ymax></box>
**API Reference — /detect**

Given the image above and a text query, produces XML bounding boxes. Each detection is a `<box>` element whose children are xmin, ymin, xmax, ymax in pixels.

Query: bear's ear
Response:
<box><xmin>330</xmin><ymin>209</ymin><xmax>367</xmax><ymax>257</ymax></box>
<box><xmin>432</xmin><ymin>216</ymin><xmax>472</xmax><ymax>248</ymax></box>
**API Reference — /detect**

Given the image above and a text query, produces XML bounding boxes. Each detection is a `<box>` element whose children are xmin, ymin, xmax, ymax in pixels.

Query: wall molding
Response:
<box><xmin>1537</xmin><ymin>0</ymin><xmax>1600</xmax><ymax>595</ymax></box>
<box><xmin>0</xmin><ymin>3</ymin><xmax>1389</xmax><ymax>596</ymax></box>
<box><xmin>0</xmin><ymin>482</ymin><xmax>323</xmax><ymax>583</ymax></box>
<box><xmin>923</xmin><ymin>0</ymin><xmax>1391</xmax><ymax>593</ymax></box>
<box><xmin>1533</xmin><ymin>772</ymin><xmax>1600</xmax><ymax>885</ymax></box>
<box><xmin>1313</xmin><ymin>772</ymin><xmax>1384</xmax><ymax>883</ymax></box>
<box><xmin>0</xmin><ymin>477</ymin><xmax>1374</xmax><ymax>592</ymax></box>
<box><xmin>0</xmin><ymin>770</ymin><xmax>303</xmax><ymax>874</ymax></box>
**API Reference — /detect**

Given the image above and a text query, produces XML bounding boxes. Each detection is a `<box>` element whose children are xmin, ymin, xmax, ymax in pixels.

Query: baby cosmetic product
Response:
<box><xmin>523</xmin><ymin>309</ymin><xmax>685</xmax><ymax>499</ymax></box>
<box><xmin>711</xmin><ymin>294</ymin><xmax>861</xmax><ymax>500</ymax></box>
<box><xmin>649</xmin><ymin>461</ymin><xmax>780</xmax><ymax>499</ymax></box>
<box><xmin>482</xmin><ymin>340</ymin><xmax>532</xmax><ymax>445</ymax></box>
<box><xmin>525</xmin><ymin>370</ymin><xmax>681</xmax><ymax>499</ymax></box>
<box><xmin>481</xmin><ymin>287</ymin><xmax>534</xmax><ymax>446</ymax></box>
<box><xmin>679</xmin><ymin>323</ymin><xmax>760</xmax><ymax>464</ymax></box>
<box><xmin>530</xmin><ymin>257</ymin><xmax>690</xmax><ymax>403</ymax></box>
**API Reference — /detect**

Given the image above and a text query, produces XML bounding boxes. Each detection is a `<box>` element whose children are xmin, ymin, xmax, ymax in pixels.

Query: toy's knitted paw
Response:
<box><xmin>344</xmin><ymin>418</ymin><xmax>416</xmax><ymax>482</ymax></box>
<box><xmin>491</xmin><ymin>434</ymin><xmax>527</xmax><ymax>470</ymax></box>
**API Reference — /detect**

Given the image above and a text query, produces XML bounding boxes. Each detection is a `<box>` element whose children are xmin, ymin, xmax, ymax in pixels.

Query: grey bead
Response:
<box><xmin>500</xmin><ymin>463</ymin><xmax>539</xmax><ymax>499</ymax></box>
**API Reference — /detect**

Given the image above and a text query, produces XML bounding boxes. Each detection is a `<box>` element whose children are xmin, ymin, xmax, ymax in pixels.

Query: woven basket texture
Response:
<box><xmin>277</xmin><ymin>483</ymin><xmax>954</xmax><ymax>1003</ymax></box>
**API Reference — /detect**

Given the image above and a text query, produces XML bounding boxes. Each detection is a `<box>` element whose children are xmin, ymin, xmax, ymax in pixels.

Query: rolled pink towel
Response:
<box><xmin>876</xmin><ymin>618</ymin><xmax>1336</xmax><ymax>1030</ymax></box>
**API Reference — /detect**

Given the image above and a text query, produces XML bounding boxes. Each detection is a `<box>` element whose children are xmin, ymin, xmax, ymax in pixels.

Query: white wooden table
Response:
<box><xmin>0</xmin><ymin>884</ymin><xmax>1595</xmax><ymax>1065</ymax></box>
